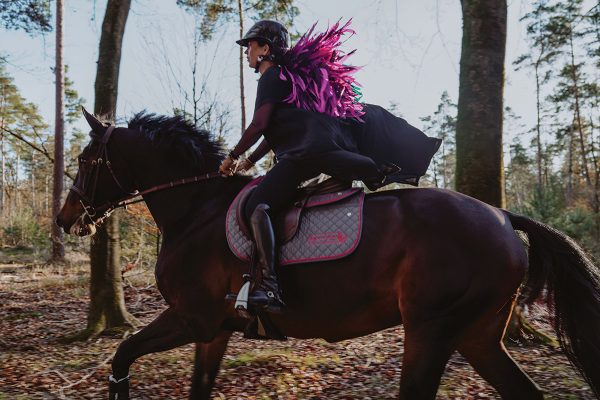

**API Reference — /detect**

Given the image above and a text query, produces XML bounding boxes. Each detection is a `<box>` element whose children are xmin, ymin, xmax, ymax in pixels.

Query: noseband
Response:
<box><xmin>69</xmin><ymin>125</ymin><xmax>222</xmax><ymax>228</ymax></box>
<box><xmin>70</xmin><ymin>126</ymin><xmax>134</xmax><ymax>222</ymax></box>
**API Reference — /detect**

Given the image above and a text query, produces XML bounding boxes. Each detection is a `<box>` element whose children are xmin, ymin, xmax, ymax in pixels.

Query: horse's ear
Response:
<box><xmin>82</xmin><ymin>107</ymin><xmax>105</xmax><ymax>134</ymax></box>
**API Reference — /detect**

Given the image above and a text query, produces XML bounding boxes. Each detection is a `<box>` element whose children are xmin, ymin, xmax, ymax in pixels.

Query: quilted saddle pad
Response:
<box><xmin>226</xmin><ymin>178</ymin><xmax>365</xmax><ymax>265</ymax></box>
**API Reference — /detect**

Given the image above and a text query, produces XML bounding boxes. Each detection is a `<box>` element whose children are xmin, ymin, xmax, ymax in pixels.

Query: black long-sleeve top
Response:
<box><xmin>231</xmin><ymin>103</ymin><xmax>275</xmax><ymax>163</ymax></box>
<box><xmin>230</xmin><ymin>65</ymin><xmax>292</xmax><ymax>163</ymax></box>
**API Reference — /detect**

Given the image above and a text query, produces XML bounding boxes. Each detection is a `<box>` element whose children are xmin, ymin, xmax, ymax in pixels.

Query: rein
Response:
<box><xmin>70</xmin><ymin>124</ymin><xmax>224</xmax><ymax>227</ymax></box>
<box><xmin>98</xmin><ymin>171</ymin><xmax>223</xmax><ymax>214</ymax></box>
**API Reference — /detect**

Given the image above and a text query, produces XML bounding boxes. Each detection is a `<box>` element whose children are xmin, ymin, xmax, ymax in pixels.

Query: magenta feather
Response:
<box><xmin>279</xmin><ymin>19</ymin><xmax>365</xmax><ymax>120</ymax></box>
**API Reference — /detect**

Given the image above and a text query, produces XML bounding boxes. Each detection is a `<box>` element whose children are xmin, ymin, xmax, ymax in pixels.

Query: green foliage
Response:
<box><xmin>251</xmin><ymin>0</ymin><xmax>299</xmax><ymax>26</ymax></box>
<box><xmin>0</xmin><ymin>0</ymin><xmax>52</xmax><ymax>35</ymax></box>
<box><xmin>508</xmin><ymin>0</ymin><xmax>600</xmax><ymax>260</ymax></box>
<box><xmin>64</xmin><ymin>65</ymin><xmax>85</xmax><ymax>124</ymax></box>
<box><xmin>177</xmin><ymin>0</ymin><xmax>299</xmax><ymax>42</ymax></box>
<box><xmin>0</xmin><ymin>61</ymin><xmax>87</xmax><ymax>255</ymax></box>
<box><xmin>1</xmin><ymin>207</ymin><xmax>46</xmax><ymax>248</ymax></box>
<box><xmin>118</xmin><ymin>208</ymin><xmax>160</xmax><ymax>270</ymax></box>
<box><xmin>420</xmin><ymin>91</ymin><xmax>456</xmax><ymax>189</ymax></box>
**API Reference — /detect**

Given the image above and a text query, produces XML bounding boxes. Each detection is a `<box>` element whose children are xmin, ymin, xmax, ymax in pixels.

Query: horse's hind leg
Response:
<box><xmin>457</xmin><ymin>300</ymin><xmax>544</xmax><ymax>399</ymax></box>
<box><xmin>189</xmin><ymin>330</ymin><xmax>232</xmax><ymax>400</ymax></box>
<box><xmin>109</xmin><ymin>308</ymin><xmax>197</xmax><ymax>400</ymax></box>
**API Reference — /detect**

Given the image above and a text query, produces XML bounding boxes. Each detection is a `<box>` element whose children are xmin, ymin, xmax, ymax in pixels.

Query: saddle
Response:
<box><xmin>226</xmin><ymin>176</ymin><xmax>366</xmax><ymax>265</ymax></box>
<box><xmin>235</xmin><ymin>178</ymin><xmax>353</xmax><ymax>243</ymax></box>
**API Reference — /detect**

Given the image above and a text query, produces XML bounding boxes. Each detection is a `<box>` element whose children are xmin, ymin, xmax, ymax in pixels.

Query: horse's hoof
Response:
<box><xmin>109</xmin><ymin>391</ymin><xmax>130</xmax><ymax>400</ymax></box>
<box><xmin>109</xmin><ymin>375</ymin><xmax>130</xmax><ymax>399</ymax></box>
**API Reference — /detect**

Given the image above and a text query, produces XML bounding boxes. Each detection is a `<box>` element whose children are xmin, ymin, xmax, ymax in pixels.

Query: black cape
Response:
<box><xmin>259</xmin><ymin>66</ymin><xmax>441</xmax><ymax>186</ymax></box>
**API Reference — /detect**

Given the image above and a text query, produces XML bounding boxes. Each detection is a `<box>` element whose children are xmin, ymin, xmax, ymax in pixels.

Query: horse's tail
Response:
<box><xmin>503</xmin><ymin>210</ymin><xmax>600</xmax><ymax>397</ymax></box>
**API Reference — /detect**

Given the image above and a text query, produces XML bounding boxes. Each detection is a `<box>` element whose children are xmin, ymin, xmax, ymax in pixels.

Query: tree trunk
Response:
<box><xmin>455</xmin><ymin>0</ymin><xmax>507</xmax><ymax>208</ymax></box>
<box><xmin>31</xmin><ymin>151</ymin><xmax>35</xmax><ymax>211</ymax></box>
<box><xmin>568</xmin><ymin>31</ymin><xmax>592</xmax><ymax>188</ymax></box>
<box><xmin>15</xmin><ymin>153</ymin><xmax>19</xmax><ymax>214</ymax></box>
<box><xmin>51</xmin><ymin>0</ymin><xmax>65</xmax><ymax>262</ymax></box>
<box><xmin>1</xmin><ymin>132</ymin><xmax>4</xmax><ymax>215</ymax></box>
<box><xmin>534</xmin><ymin>60</ymin><xmax>543</xmax><ymax>190</ymax></box>
<box><xmin>455</xmin><ymin>0</ymin><xmax>547</xmax><ymax>345</ymax></box>
<box><xmin>71</xmin><ymin>0</ymin><xmax>137</xmax><ymax>340</ymax></box>
<box><xmin>238</xmin><ymin>0</ymin><xmax>246</xmax><ymax>131</ymax></box>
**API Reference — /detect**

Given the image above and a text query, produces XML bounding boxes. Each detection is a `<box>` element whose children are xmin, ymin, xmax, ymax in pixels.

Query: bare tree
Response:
<box><xmin>68</xmin><ymin>0</ymin><xmax>137</xmax><ymax>340</ymax></box>
<box><xmin>237</xmin><ymin>0</ymin><xmax>246</xmax><ymax>130</ymax></box>
<box><xmin>51</xmin><ymin>0</ymin><xmax>65</xmax><ymax>262</ymax></box>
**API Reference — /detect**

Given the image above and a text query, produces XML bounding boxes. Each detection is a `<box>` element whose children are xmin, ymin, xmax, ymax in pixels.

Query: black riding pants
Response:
<box><xmin>244</xmin><ymin>150</ymin><xmax>382</xmax><ymax>222</ymax></box>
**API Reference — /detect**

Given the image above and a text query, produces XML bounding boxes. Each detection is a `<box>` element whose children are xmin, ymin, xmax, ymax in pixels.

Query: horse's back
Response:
<box><xmin>365</xmin><ymin>188</ymin><xmax>528</xmax><ymax>322</ymax></box>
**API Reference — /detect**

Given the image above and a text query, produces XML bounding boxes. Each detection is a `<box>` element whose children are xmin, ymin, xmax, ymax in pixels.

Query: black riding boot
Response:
<box><xmin>248</xmin><ymin>204</ymin><xmax>286</xmax><ymax>313</ymax></box>
<box><xmin>364</xmin><ymin>162</ymin><xmax>402</xmax><ymax>191</ymax></box>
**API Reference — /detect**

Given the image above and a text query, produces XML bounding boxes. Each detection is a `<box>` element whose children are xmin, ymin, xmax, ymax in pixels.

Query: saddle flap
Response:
<box><xmin>275</xmin><ymin>187</ymin><xmax>361</xmax><ymax>244</ymax></box>
<box><xmin>235</xmin><ymin>185</ymin><xmax>257</xmax><ymax>239</ymax></box>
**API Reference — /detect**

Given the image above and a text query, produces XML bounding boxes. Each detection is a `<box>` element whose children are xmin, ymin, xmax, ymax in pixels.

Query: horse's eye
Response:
<box><xmin>79</xmin><ymin>157</ymin><xmax>87</xmax><ymax>164</ymax></box>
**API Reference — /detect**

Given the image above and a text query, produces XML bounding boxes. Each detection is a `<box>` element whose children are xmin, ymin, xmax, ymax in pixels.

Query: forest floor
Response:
<box><xmin>0</xmin><ymin>250</ymin><xmax>595</xmax><ymax>400</ymax></box>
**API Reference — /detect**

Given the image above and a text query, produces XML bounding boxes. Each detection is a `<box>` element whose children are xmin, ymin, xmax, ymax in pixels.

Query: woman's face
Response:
<box><xmin>245</xmin><ymin>40</ymin><xmax>270</xmax><ymax>68</ymax></box>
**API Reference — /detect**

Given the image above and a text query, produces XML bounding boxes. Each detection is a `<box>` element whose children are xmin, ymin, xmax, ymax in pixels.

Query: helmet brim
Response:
<box><xmin>236</xmin><ymin>38</ymin><xmax>250</xmax><ymax>46</ymax></box>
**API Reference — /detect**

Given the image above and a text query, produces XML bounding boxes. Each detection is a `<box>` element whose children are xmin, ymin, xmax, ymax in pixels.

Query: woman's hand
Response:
<box><xmin>236</xmin><ymin>158</ymin><xmax>255</xmax><ymax>172</ymax></box>
<box><xmin>219</xmin><ymin>156</ymin><xmax>236</xmax><ymax>176</ymax></box>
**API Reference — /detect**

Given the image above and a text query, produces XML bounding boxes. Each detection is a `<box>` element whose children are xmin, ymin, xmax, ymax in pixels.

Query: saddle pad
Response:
<box><xmin>226</xmin><ymin>179</ymin><xmax>365</xmax><ymax>265</ymax></box>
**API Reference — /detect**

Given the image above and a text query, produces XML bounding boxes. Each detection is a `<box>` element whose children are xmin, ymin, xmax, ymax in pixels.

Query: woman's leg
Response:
<box><xmin>244</xmin><ymin>159</ymin><xmax>319</xmax><ymax>312</ymax></box>
<box><xmin>244</xmin><ymin>159</ymin><xmax>319</xmax><ymax>219</ymax></box>
<box><xmin>305</xmin><ymin>150</ymin><xmax>389</xmax><ymax>190</ymax></box>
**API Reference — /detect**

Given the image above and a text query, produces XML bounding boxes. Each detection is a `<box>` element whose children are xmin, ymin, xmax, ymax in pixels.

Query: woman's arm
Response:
<box><xmin>247</xmin><ymin>139</ymin><xmax>271</xmax><ymax>164</ymax></box>
<box><xmin>229</xmin><ymin>102</ymin><xmax>275</xmax><ymax>158</ymax></box>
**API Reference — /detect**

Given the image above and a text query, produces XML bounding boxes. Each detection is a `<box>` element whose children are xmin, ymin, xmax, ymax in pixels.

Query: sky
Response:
<box><xmin>0</xmin><ymin>0</ymin><xmax>551</xmax><ymax>150</ymax></box>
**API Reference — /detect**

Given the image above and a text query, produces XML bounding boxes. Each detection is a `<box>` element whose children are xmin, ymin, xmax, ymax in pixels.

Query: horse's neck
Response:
<box><xmin>142</xmin><ymin>176</ymin><xmax>248</xmax><ymax>235</ymax></box>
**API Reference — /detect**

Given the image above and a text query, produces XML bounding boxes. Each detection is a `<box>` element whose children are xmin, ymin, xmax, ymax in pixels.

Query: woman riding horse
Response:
<box><xmin>219</xmin><ymin>20</ymin><xmax>441</xmax><ymax>313</ymax></box>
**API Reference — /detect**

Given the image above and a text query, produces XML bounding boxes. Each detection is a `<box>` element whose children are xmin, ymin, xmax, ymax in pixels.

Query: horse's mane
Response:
<box><xmin>127</xmin><ymin>111</ymin><xmax>224</xmax><ymax>171</ymax></box>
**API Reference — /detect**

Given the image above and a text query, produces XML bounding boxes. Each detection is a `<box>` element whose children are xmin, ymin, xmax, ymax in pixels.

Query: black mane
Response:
<box><xmin>128</xmin><ymin>111</ymin><xmax>225</xmax><ymax>171</ymax></box>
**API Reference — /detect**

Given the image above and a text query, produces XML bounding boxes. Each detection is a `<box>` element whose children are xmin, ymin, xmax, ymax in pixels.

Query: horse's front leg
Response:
<box><xmin>109</xmin><ymin>307</ymin><xmax>197</xmax><ymax>400</ymax></box>
<box><xmin>189</xmin><ymin>330</ymin><xmax>233</xmax><ymax>400</ymax></box>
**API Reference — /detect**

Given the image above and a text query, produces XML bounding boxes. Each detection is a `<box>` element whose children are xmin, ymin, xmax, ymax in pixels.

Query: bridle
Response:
<box><xmin>69</xmin><ymin>125</ymin><xmax>222</xmax><ymax>228</ymax></box>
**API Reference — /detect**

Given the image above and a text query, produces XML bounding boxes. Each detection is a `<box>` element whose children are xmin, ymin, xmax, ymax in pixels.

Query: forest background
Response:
<box><xmin>1</xmin><ymin>0</ymin><xmax>600</xmax><ymax>398</ymax></box>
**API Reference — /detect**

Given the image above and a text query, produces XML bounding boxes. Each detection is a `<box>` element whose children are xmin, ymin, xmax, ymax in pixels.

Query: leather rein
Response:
<box><xmin>69</xmin><ymin>125</ymin><xmax>222</xmax><ymax>226</ymax></box>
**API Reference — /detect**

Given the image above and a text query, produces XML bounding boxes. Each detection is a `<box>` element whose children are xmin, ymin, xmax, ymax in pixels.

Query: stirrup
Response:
<box><xmin>248</xmin><ymin>287</ymin><xmax>285</xmax><ymax>314</ymax></box>
<box><xmin>225</xmin><ymin>274</ymin><xmax>254</xmax><ymax>318</ymax></box>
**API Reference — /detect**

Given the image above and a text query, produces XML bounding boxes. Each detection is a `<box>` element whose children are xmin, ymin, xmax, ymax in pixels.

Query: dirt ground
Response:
<box><xmin>0</xmin><ymin>259</ymin><xmax>594</xmax><ymax>400</ymax></box>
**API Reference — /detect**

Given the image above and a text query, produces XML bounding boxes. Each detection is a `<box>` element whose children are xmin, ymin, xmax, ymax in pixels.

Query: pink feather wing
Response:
<box><xmin>279</xmin><ymin>19</ymin><xmax>365</xmax><ymax>120</ymax></box>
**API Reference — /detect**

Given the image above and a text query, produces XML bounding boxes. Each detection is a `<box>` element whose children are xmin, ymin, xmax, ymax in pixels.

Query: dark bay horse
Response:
<box><xmin>56</xmin><ymin>110</ymin><xmax>600</xmax><ymax>399</ymax></box>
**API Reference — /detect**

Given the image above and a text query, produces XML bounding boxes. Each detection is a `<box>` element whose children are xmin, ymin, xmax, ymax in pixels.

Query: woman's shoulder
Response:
<box><xmin>259</xmin><ymin>66</ymin><xmax>282</xmax><ymax>81</ymax></box>
<box><xmin>255</xmin><ymin>66</ymin><xmax>291</xmax><ymax>108</ymax></box>
<box><xmin>258</xmin><ymin>66</ymin><xmax>288</xmax><ymax>91</ymax></box>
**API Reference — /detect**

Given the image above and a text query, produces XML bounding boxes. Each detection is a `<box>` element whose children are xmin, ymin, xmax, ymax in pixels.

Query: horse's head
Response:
<box><xmin>56</xmin><ymin>108</ymin><xmax>136</xmax><ymax>236</ymax></box>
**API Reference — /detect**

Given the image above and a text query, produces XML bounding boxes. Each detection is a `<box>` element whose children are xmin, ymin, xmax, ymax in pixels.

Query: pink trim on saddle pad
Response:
<box><xmin>304</xmin><ymin>188</ymin><xmax>362</xmax><ymax>208</ymax></box>
<box><xmin>225</xmin><ymin>178</ymin><xmax>365</xmax><ymax>265</ymax></box>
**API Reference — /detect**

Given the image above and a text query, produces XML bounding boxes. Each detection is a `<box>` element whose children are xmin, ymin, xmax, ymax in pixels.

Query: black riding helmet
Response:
<box><xmin>236</xmin><ymin>20</ymin><xmax>290</xmax><ymax>57</ymax></box>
